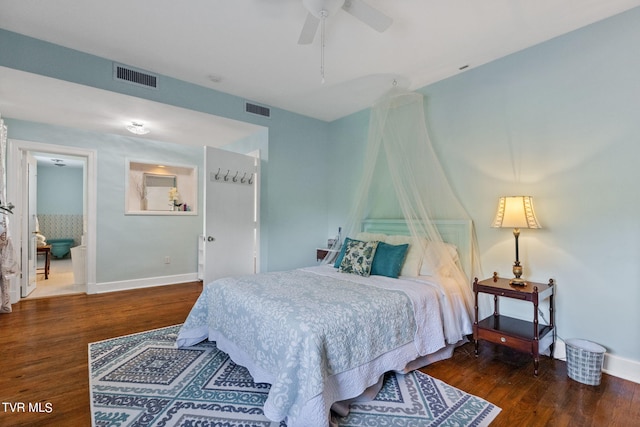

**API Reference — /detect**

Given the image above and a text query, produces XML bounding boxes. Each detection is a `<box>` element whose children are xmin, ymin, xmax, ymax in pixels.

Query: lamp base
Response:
<box><xmin>509</xmin><ymin>277</ymin><xmax>527</xmax><ymax>286</ymax></box>
<box><xmin>511</xmin><ymin>261</ymin><xmax>526</xmax><ymax>286</ymax></box>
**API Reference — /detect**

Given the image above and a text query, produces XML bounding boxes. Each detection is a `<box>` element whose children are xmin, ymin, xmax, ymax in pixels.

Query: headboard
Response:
<box><xmin>361</xmin><ymin>219</ymin><xmax>473</xmax><ymax>278</ymax></box>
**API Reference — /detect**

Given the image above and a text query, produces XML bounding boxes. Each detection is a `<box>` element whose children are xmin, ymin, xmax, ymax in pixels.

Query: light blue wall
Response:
<box><xmin>37</xmin><ymin>165</ymin><xmax>83</xmax><ymax>214</ymax></box>
<box><xmin>1</xmin><ymin>29</ymin><xmax>330</xmax><ymax>281</ymax></box>
<box><xmin>7</xmin><ymin>119</ymin><xmax>204</xmax><ymax>282</ymax></box>
<box><xmin>328</xmin><ymin>8</ymin><xmax>640</xmax><ymax>364</ymax></box>
<box><xmin>325</xmin><ymin>109</ymin><xmax>369</xmax><ymax>240</ymax></box>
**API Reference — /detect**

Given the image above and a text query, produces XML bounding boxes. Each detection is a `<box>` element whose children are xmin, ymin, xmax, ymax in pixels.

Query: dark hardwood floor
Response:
<box><xmin>0</xmin><ymin>282</ymin><xmax>203</xmax><ymax>427</ymax></box>
<box><xmin>421</xmin><ymin>342</ymin><xmax>640</xmax><ymax>427</ymax></box>
<box><xmin>1</xmin><ymin>282</ymin><xmax>638</xmax><ymax>426</ymax></box>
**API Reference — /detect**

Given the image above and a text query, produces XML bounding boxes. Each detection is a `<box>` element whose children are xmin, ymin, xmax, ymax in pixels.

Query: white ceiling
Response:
<box><xmin>1</xmin><ymin>0</ymin><xmax>639</xmax><ymax>144</ymax></box>
<box><xmin>0</xmin><ymin>66</ymin><xmax>265</xmax><ymax>147</ymax></box>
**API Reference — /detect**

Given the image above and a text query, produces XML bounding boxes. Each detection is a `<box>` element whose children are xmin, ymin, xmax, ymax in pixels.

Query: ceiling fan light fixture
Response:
<box><xmin>303</xmin><ymin>0</ymin><xmax>344</xmax><ymax>18</ymax></box>
<box><xmin>126</xmin><ymin>121</ymin><xmax>150</xmax><ymax>135</ymax></box>
<box><xmin>298</xmin><ymin>0</ymin><xmax>393</xmax><ymax>83</ymax></box>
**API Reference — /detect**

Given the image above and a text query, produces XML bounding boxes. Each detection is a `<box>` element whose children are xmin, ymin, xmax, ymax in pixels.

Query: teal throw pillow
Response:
<box><xmin>371</xmin><ymin>242</ymin><xmax>409</xmax><ymax>278</ymax></box>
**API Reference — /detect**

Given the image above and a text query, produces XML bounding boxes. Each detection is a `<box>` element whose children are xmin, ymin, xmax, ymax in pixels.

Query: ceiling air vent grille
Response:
<box><xmin>245</xmin><ymin>102</ymin><xmax>271</xmax><ymax>118</ymax></box>
<box><xmin>113</xmin><ymin>63</ymin><xmax>158</xmax><ymax>89</ymax></box>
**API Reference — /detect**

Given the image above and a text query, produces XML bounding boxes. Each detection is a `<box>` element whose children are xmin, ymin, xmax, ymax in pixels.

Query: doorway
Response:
<box><xmin>6</xmin><ymin>139</ymin><xmax>97</xmax><ymax>298</ymax></box>
<box><xmin>29</xmin><ymin>152</ymin><xmax>86</xmax><ymax>298</ymax></box>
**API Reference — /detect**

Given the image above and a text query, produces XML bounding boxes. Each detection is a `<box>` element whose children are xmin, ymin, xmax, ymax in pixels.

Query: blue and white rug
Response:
<box><xmin>89</xmin><ymin>325</ymin><xmax>500</xmax><ymax>427</ymax></box>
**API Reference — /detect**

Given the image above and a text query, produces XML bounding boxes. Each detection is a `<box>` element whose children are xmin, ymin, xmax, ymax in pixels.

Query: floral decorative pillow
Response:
<box><xmin>339</xmin><ymin>240</ymin><xmax>379</xmax><ymax>277</ymax></box>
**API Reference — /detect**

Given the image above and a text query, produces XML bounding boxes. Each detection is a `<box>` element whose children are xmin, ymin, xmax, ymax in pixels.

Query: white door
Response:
<box><xmin>22</xmin><ymin>152</ymin><xmax>37</xmax><ymax>297</ymax></box>
<box><xmin>203</xmin><ymin>146</ymin><xmax>259</xmax><ymax>284</ymax></box>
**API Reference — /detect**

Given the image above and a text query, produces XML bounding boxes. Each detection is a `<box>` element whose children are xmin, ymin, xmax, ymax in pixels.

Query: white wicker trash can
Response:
<box><xmin>565</xmin><ymin>338</ymin><xmax>606</xmax><ymax>386</ymax></box>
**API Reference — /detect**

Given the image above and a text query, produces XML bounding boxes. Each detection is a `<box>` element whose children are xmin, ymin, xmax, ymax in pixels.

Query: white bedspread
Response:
<box><xmin>177</xmin><ymin>265</ymin><xmax>452</xmax><ymax>427</ymax></box>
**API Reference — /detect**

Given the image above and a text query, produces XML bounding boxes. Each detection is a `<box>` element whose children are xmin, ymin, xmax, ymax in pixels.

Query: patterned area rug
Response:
<box><xmin>89</xmin><ymin>325</ymin><xmax>500</xmax><ymax>427</ymax></box>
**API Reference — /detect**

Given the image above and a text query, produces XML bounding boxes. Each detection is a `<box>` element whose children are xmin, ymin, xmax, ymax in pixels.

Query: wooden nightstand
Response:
<box><xmin>316</xmin><ymin>248</ymin><xmax>338</xmax><ymax>262</ymax></box>
<box><xmin>473</xmin><ymin>272</ymin><xmax>555</xmax><ymax>376</ymax></box>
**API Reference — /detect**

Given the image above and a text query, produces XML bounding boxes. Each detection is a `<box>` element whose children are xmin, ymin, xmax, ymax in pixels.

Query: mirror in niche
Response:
<box><xmin>126</xmin><ymin>160</ymin><xmax>197</xmax><ymax>215</ymax></box>
<box><xmin>144</xmin><ymin>173</ymin><xmax>177</xmax><ymax>211</ymax></box>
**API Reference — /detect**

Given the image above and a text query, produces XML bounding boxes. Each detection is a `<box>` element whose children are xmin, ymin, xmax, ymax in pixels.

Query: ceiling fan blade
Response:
<box><xmin>298</xmin><ymin>12</ymin><xmax>320</xmax><ymax>44</ymax></box>
<box><xmin>342</xmin><ymin>0</ymin><xmax>392</xmax><ymax>32</ymax></box>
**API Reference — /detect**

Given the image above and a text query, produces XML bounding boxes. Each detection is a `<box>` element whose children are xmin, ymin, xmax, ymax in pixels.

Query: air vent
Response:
<box><xmin>245</xmin><ymin>102</ymin><xmax>271</xmax><ymax>118</ymax></box>
<box><xmin>113</xmin><ymin>63</ymin><xmax>158</xmax><ymax>89</ymax></box>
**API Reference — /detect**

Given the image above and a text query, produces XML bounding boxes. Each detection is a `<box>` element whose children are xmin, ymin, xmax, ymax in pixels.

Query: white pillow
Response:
<box><xmin>420</xmin><ymin>241</ymin><xmax>459</xmax><ymax>277</ymax></box>
<box><xmin>354</xmin><ymin>232</ymin><xmax>388</xmax><ymax>242</ymax></box>
<box><xmin>385</xmin><ymin>235</ymin><xmax>427</xmax><ymax>277</ymax></box>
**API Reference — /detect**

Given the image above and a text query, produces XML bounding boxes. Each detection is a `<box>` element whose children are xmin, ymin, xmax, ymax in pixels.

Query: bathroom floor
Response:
<box><xmin>26</xmin><ymin>257</ymin><xmax>85</xmax><ymax>299</ymax></box>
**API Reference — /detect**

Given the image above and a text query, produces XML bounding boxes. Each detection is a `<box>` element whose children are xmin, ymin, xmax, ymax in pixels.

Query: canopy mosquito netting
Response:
<box><xmin>325</xmin><ymin>88</ymin><xmax>481</xmax><ymax>344</ymax></box>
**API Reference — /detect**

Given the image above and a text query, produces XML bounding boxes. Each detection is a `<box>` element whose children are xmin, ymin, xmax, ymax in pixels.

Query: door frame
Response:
<box><xmin>6</xmin><ymin>139</ymin><xmax>97</xmax><ymax>294</ymax></box>
<box><xmin>248</xmin><ymin>149</ymin><xmax>261</xmax><ymax>274</ymax></box>
<box><xmin>23</xmin><ymin>152</ymin><xmax>38</xmax><ymax>297</ymax></box>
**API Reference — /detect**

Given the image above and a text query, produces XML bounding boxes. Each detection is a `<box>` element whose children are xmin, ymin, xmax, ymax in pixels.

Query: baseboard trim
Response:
<box><xmin>552</xmin><ymin>340</ymin><xmax>639</xmax><ymax>384</ymax></box>
<box><xmin>603</xmin><ymin>354</ymin><xmax>640</xmax><ymax>384</ymax></box>
<box><xmin>89</xmin><ymin>273</ymin><xmax>199</xmax><ymax>294</ymax></box>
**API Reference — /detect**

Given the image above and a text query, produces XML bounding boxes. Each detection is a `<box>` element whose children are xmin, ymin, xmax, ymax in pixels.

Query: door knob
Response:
<box><xmin>207</xmin><ymin>236</ymin><xmax>215</xmax><ymax>242</ymax></box>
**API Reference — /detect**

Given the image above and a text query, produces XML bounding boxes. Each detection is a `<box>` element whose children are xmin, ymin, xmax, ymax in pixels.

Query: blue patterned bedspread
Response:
<box><xmin>177</xmin><ymin>268</ymin><xmax>418</xmax><ymax>424</ymax></box>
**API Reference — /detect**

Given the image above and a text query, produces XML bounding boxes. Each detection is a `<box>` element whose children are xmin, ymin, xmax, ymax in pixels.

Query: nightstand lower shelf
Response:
<box><xmin>475</xmin><ymin>315</ymin><xmax>554</xmax><ymax>355</ymax></box>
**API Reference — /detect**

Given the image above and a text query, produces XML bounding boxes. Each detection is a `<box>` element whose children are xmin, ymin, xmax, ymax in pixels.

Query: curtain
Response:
<box><xmin>1</xmin><ymin>115</ymin><xmax>18</xmax><ymax>313</ymax></box>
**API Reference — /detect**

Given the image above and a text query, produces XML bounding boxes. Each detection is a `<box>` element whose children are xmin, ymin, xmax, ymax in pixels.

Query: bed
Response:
<box><xmin>176</xmin><ymin>219</ymin><xmax>474</xmax><ymax>427</ymax></box>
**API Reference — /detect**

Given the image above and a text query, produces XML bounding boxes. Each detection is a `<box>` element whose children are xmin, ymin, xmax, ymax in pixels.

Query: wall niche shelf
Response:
<box><xmin>126</xmin><ymin>160</ymin><xmax>197</xmax><ymax>215</ymax></box>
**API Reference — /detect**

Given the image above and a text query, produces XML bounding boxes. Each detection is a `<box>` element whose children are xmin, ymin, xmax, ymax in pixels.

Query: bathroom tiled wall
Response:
<box><xmin>38</xmin><ymin>214</ymin><xmax>84</xmax><ymax>246</ymax></box>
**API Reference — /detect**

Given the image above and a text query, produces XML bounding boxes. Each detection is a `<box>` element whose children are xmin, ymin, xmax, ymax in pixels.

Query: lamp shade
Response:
<box><xmin>492</xmin><ymin>196</ymin><xmax>541</xmax><ymax>229</ymax></box>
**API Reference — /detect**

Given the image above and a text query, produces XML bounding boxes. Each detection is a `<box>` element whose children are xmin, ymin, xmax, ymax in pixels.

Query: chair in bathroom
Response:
<box><xmin>36</xmin><ymin>245</ymin><xmax>51</xmax><ymax>279</ymax></box>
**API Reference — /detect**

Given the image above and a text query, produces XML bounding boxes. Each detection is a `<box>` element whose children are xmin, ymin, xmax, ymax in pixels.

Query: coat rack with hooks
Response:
<box><xmin>211</xmin><ymin>168</ymin><xmax>255</xmax><ymax>185</ymax></box>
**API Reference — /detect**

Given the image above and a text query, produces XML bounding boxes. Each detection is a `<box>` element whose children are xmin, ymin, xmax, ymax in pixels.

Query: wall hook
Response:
<box><xmin>232</xmin><ymin>171</ymin><xmax>239</xmax><ymax>182</ymax></box>
<box><xmin>214</xmin><ymin>168</ymin><xmax>221</xmax><ymax>180</ymax></box>
<box><xmin>240</xmin><ymin>172</ymin><xmax>247</xmax><ymax>183</ymax></box>
<box><xmin>224</xmin><ymin>170</ymin><xmax>230</xmax><ymax>181</ymax></box>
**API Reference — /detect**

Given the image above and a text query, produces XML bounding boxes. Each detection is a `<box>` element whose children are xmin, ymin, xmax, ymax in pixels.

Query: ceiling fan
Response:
<box><xmin>298</xmin><ymin>0</ymin><xmax>393</xmax><ymax>44</ymax></box>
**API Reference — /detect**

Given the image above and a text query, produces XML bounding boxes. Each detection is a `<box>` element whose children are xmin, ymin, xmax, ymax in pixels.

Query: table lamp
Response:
<box><xmin>492</xmin><ymin>196</ymin><xmax>541</xmax><ymax>285</ymax></box>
